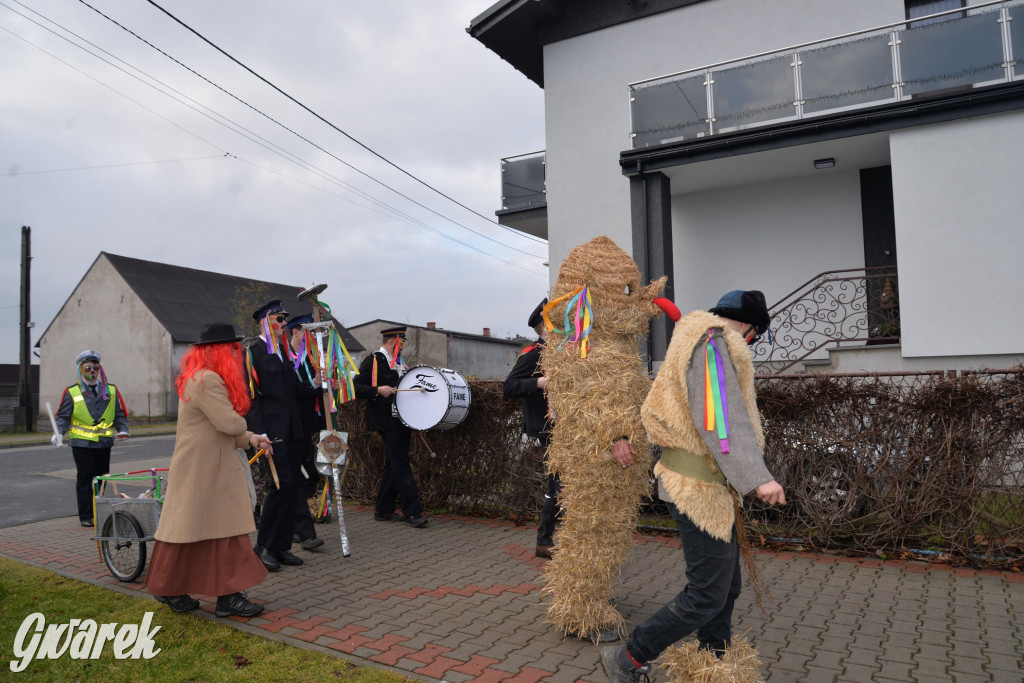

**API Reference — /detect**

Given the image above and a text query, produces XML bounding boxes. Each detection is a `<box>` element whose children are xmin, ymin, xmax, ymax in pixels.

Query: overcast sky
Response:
<box><xmin>1</xmin><ymin>0</ymin><xmax>548</xmax><ymax>365</ymax></box>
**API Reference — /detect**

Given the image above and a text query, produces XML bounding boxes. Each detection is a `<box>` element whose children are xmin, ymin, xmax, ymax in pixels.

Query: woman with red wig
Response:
<box><xmin>145</xmin><ymin>322</ymin><xmax>273</xmax><ymax>616</ymax></box>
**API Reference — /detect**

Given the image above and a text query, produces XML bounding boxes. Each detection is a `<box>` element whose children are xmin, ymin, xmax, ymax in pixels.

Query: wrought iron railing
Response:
<box><xmin>629</xmin><ymin>0</ymin><xmax>1024</xmax><ymax>148</ymax></box>
<box><xmin>754</xmin><ymin>267</ymin><xmax>900</xmax><ymax>375</ymax></box>
<box><xmin>500</xmin><ymin>151</ymin><xmax>546</xmax><ymax>210</ymax></box>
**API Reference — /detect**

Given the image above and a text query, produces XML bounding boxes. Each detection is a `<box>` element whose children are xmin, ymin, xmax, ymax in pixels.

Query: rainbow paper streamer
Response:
<box><xmin>703</xmin><ymin>331</ymin><xmax>730</xmax><ymax>455</ymax></box>
<box><xmin>540</xmin><ymin>285</ymin><xmax>594</xmax><ymax>358</ymax></box>
<box><xmin>245</xmin><ymin>347</ymin><xmax>260</xmax><ymax>398</ymax></box>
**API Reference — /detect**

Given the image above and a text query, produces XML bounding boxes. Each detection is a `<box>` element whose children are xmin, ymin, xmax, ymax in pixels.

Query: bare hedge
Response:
<box><xmin>331</xmin><ymin>370</ymin><xmax>1024</xmax><ymax>569</ymax></box>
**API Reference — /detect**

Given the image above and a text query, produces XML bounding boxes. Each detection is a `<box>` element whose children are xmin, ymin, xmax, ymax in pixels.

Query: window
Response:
<box><xmin>906</xmin><ymin>0</ymin><xmax>965</xmax><ymax>27</ymax></box>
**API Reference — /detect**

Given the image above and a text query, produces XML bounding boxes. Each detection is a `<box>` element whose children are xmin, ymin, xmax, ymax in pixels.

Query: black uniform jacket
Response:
<box><xmin>354</xmin><ymin>351</ymin><xmax>403</xmax><ymax>432</ymax></box>
<box><xmin>294</xmin><ymin>356</ymin><xmax>328</xmax><ymax>438</ymax></box>
<box><xmin>502</xmin><ymin>337</ymin><xmax>551</xmax><ymax>439</ymax></box>
<box><xmin>244</xmin><ymin>341</ymin><xmax>305</xmax><ymax>441</ymax></box>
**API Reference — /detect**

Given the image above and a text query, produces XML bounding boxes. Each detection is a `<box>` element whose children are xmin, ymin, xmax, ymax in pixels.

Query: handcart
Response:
<box><xmin>90</xmin><ymin>469</ymin><xmax>167</xmax><ymax>582</ymax></box>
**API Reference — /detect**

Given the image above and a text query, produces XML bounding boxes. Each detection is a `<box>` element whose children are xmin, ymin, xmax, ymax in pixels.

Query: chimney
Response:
<box><xmin>426</xmin><ymin>322</ymin><xmax>436</xmax><ymax>329</ymax></box>
<box><xmin>483</xmin><ymin>327</ymin><xmax>491</xmax><ymax>337</ymax></box>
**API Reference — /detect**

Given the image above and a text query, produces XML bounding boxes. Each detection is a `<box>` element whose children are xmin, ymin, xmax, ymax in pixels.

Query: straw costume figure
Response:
<box><xmin>539</xmin><ymin>236</ymin><xmax>678</xmax><ymax>641</ymax></box>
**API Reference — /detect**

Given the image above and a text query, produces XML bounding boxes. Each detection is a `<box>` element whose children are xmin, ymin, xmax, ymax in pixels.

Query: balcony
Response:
<box><xmin>629</xmin><ymin>0</ymin><xmax>1024</xmax><ymax>149</ymax></box>
<box><xmin>496</xmin><ymin>151</ymin><xmax>547</xmax><ymax>240</ymax></box>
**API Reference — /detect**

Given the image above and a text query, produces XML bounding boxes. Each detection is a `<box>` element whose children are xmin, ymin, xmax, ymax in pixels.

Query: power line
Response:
<box><xmin>1</xmin><ymin>2</ymin><xmax>547</xmax><ymax>276</ymax></box>
<box><xmin>145</xmin><ymin>0</ymin><xmax>548</xmax><ymax>247</ymax></box>
<box><xmin>0</xmin><ymin>154</ymin><xmax>228</xmax><ymax>176</ymax></box>
<box><xmin>74</xmin><ymin>0</ymin><xmax>548</xmax><ymax>260</ymax></box>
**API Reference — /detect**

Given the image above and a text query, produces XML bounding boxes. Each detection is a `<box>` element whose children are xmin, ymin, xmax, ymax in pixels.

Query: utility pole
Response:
<box><xmin>18</xmin><ymin>226</ymin><xmax>33</xmax><ymax>432</ymax></box>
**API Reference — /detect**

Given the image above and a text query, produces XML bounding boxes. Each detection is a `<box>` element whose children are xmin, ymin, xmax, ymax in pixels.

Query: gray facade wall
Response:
<box><xmin>348</xmin><ymin>322</ymin><xmax>524</xmax><ymax>380</ymax></box>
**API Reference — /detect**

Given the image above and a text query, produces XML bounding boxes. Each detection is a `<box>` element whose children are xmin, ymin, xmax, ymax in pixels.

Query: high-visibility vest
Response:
<box><xmin>67</xmin><ymin>385</ymin><xmax>117</xmax><ymax>441</ymax></box>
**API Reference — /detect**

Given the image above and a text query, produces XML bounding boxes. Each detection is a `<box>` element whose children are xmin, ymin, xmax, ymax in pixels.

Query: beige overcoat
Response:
<box><xmin>154</xmin><ymin>369</ymin><xmax>255</xmax><ymax>543</ymax></box>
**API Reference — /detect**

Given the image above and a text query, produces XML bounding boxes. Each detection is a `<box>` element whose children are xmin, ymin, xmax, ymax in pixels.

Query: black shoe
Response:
<box><xmin>373</xmin><ymin>512</ymin><xmax>404</xmax><ymax>522</ymax></box>
<box><xmin>254</xmin><ymin>545</ymin><xmax>281</xmax><ymax>572</ymax></box>
<box><xmin>80</xmin><ymin>519</ymin><xmax>93</xmax><ymax>527</ymax></box>
<box><xmin>405</xmin><ymin>515</ymin><xmax>428</xmax><ymax>528</ymax></box>
<box><xmin>293</xmin><ymin>533</ymin><xmax>301</xmax><ymax>544</ymax></box>
<box><xmin>535</xmin><ymin>544</ymin><xmax>554</xmax><ymax>559</ymax></box>
<box><xmin>272</xmin><ymin>549</ymin><xmax>303</xmax><ymax>566</ymax></box>
<box><xmin>156</xmin><ymin>594</ymin><xmax>199</xmax><ymax>613</ymax></box>
<box><xmin>215</xmin><ymin>592</ymin><xmax>264</xmax><ymax>618</ymax></box>
<box><xmin>300</xmin><ymin>537</ymin><xmax>324</xmax><ymax>551</ymax></box>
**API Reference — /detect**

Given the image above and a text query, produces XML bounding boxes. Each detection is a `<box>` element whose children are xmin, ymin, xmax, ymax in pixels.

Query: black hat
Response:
<box><xmin>252</xmin><ymin>299</ymin><xmax>288</xmax><ymax>321</ymax></box>
<box><xmin>709</xmin><ymin>290</ymin><xmax>771</xmax><ymax>335</ymax></box>
<box><xmin>195</xmin><ymin>322</ymin><xmax>243</xmax><ymax>345</ymax></box>
<box><xmin>381</xmin><ymin>325</ymin><xmax>407</xmax><ymax>339</ymax></box>
<box><xmin>286</xmin><ymin>314</ymin><xmax>314</xmax><ymax>331</ymax></box>
<box><xmin>528</xmin><ymin>298</ymin><xmax>548</xmax><ymax>329</ymax></box>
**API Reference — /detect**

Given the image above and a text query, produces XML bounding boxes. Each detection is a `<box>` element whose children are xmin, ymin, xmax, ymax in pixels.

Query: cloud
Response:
<box><xmin>0</xmin><ymin>0</ymin><xmax>548</xmax><ymax>365</ymax></box>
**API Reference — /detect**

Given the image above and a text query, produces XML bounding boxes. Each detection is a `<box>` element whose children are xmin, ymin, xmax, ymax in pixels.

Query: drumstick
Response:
<box><xmin>395</xmin><ymin>387</ymin><xmax>426</xmax><ymax>392</ymax></box>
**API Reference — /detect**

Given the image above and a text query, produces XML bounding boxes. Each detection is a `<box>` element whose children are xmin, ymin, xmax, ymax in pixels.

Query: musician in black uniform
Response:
<box><xmin>503</xmin><ymin>299</ymin><xmax>560</xmax><ymax>558</ymax></box>
<box><xmin>244</xmin><ymin>300</ymin><xmax>307</xmax><ymax>571</ymax></box>
<box><xmin>286</xmin><ymin>314</ymin><xmax>326</xmax><ymax>551</ymax></box>
<box><xmin>353</xmin><ymin>326</ymin><xmax>427</xmax><ymax>528</ymax></box>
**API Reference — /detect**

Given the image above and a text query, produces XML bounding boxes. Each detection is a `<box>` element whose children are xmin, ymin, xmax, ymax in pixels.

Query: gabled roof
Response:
<box><xmin>91</xmin><ymin>253</ymin><xmax>362</xmax><ymax>351</ymax></box>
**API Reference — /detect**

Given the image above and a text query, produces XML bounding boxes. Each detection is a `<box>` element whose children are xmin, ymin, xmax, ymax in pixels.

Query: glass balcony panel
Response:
<box><xmin>501</xmin><ymin>154</ymin><xmax>545</xmax><ymax>210</ymax></box>
<box><xmin>1011</xmin><ymin>3</ymin><xmax>1024</xmax><ymax>80</ymax></box>
<box><xmin>712</xmin><ymin>54</ymin><xmax>796</xmax><ymax>132</ymax></box>
<box><xmin>801</xmin><ymin>33</ymin><xmax>897</xmax><ymax>115</ymax></box>
<box><xmin>630</xmin><ymin>74</ymin><xmax>709</xmax><ymax>148</ymax></box>
<box><xmin>899</xmin><ymin>9</ymin><xmax>1006</xmax><ymax>96</ymax></box>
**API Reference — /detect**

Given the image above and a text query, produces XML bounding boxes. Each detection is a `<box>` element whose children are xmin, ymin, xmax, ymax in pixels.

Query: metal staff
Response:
<box><xmin>298</xmin><ymin>283</ymin><xmax>353</xmax><ymax>557</ymax></box>
<box><xmin>45</xmin><ymin>402</ymin><xmax>61</xmax><ymax>445</ymax></box>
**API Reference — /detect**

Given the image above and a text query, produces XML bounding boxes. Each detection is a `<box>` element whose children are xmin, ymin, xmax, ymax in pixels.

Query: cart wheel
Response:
<box><xmin>101</xmin><ymin>510</ymin><xmax>147</xmax><ymax>582</ymax></box>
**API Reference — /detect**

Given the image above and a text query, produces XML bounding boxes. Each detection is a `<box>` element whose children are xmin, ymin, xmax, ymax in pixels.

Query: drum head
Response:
<box><xmin>395</xmin><ymin>366</ymin><xmax>452</xmax><ymax>431</ymax></box>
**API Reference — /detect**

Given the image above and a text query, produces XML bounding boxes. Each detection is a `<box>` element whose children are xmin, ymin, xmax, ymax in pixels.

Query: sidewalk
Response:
<box><xmin>0</xmin><ymin>422</ymin><xmax>177</xmax><ymax>448</ymax></box>
<box><xmin>1</xmin><ymin>508</ymin><xmax>1022</xmax><ymax>682</ymax></box>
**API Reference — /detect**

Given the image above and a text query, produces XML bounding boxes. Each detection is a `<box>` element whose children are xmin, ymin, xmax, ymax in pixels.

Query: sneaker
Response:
<box><xmin>215</xmin><ymin>592</ymin><xmax>264</xmax><ymax>618</ymax></box>
<box><xmin>600</xmin><ymin>644</ymin><xmax>650</xmax><ymax>683</ymax></box>
<box><xmin>300</xmin><ymin>537</ymin><xmax>324</xmax><ymax>551</ymax></box>
<box><xmin>535</xmin><ymin>544</ymin><xmax>554</xmax><ymax>559</ymax></box>
<box><xmin>568</xmin><ymin>625</ymin><xmax>621</xmax><ymax>643</ymax></box>
<box><xmin>80</xmin><ymin>519</ymin><xmax>94</xmax><ymax>527</ymax></box>
<box><xmin>155</xmin><ymin>594</ymin><xmax>199</xmax><ymax>613</ymax></box>
<box><xmin>405</xmin><ymin>515</ymin><xmax>428</xmax><ymax>528</ymax></box>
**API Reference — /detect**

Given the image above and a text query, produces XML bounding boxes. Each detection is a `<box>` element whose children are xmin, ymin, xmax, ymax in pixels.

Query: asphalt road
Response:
<box><xmin>0</xmin><ymin>435</ymin><xmax>174</xmax><ymax>528</ymax></box>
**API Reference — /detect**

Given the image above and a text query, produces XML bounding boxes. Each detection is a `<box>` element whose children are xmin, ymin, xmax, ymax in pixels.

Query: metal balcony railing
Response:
<box><xmin>629</xmin><ymin>0</ymin><xmax>1024</xmax><ymax>148</ymax></box>
<box><xmin>753</xmin><ymin>267</ymin><xmax>901</xmax><ymax>375</ymax></box>
<box><xmin>500</xmin><ymin>151</ymin><xmax>546</xmax><ymax>211</ymax></box>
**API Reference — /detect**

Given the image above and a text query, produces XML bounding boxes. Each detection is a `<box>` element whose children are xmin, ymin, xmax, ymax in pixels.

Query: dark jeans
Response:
<box><xmin>72</xmin><ymin>446</ymin><xmax>111</xmax><ymax>521</ymax></box>
<box><xmin>627</xmin><ymin>501</ymin><xmax>742</xmax><ymax>663</ymax></box>
<box><xmin>257</xmin><ymin>438</ymin><xmax>302</xmax><ymax>552</ymax></box>
<box><xmin>376</xmin><ymin>428</ymin><xmax>422</xmax><ymax>518</ymax></box>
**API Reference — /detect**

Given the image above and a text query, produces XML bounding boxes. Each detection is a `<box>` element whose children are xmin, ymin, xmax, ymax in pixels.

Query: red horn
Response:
<box><xmin>653</xmin><ymin>297</ymin><xmax>681</xmax><ymax>322</ymax></box>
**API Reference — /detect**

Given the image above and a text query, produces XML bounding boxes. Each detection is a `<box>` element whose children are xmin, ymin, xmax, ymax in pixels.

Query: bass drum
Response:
<box><xmin>395</xmin><ymin>366</ymin><xmax>471</xmax><ymax>431</ymax></box>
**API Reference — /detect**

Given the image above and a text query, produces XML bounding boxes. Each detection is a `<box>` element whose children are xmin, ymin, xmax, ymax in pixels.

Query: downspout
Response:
<box><xmin>639</xmin><ymin>160</ymin><xmax>654</xmax><ymax>375</ymax></box>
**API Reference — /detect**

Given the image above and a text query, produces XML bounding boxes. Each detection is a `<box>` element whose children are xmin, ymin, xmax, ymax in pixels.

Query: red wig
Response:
<box><xmin>176</xmin><ymin>342</ymin><xmax>251</xmax><ymax>415</ymax></box>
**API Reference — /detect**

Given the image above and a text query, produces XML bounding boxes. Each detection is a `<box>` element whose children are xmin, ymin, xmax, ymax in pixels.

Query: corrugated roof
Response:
<box><xmin>102</xmin><ymin>253</ymin><xmax>363</xmax><ymax>352</ymax></box>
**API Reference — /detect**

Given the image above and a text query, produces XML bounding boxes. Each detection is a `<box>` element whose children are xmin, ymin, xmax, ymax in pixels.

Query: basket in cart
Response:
<box><xmin>90</xmin><ymin>469</ymin><xmax>167</xmax><ymax>582</ymax></box>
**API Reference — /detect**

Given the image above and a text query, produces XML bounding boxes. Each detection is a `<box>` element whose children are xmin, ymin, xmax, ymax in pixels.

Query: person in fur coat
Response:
<box><xmin>601</xmin><ymin>290</ymin><xmax>786</xmax><ymax>683</ymax></box>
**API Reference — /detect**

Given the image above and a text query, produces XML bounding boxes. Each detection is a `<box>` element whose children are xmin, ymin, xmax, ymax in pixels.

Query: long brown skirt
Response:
<box><xmin>145</xmin><ymin>535</ymin><xmax>267</xmax><ymax>597</ymax></box>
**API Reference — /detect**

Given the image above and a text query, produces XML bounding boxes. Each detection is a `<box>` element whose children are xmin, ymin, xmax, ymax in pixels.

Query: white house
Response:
<box><xmin>470</xmin><ymin>0</ymin><xmax>1024</xmax><ymax>372</ymax></box>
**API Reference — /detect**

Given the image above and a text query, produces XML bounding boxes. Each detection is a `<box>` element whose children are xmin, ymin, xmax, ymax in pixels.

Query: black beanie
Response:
<box><xmin>709</xmin><ymin>290</ymin><xmax>770</xmax><ymax>335</ymax></box>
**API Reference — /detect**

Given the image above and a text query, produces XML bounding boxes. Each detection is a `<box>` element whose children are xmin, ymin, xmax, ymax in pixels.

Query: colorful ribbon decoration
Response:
<box><xmin>703</xmin><ymin>330</ymin><xmax>730</xmax><ymax>455</ymax></box>
<box><xmin>541</xmin><ymin>285</ymin><xmax>594</xmax><ymax>358</ymax></box>
<box><xmin>309</xmin><ymin>296</ymin><xmax>360</xmax><ymax>409</ymax></box>
<box><xmin>245</xmin><ymin>347</ymin><xmax>260</xmax><ymax>398</ymax></box>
